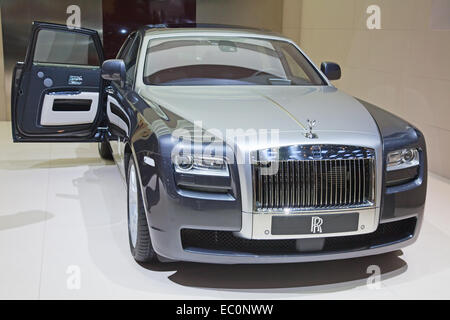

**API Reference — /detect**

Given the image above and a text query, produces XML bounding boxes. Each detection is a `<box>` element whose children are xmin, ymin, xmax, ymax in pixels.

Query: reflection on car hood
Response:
<box><xmin>139</xmin><ymin>85</ymin><xmax>380</xmax><ymax>136</ymax></box>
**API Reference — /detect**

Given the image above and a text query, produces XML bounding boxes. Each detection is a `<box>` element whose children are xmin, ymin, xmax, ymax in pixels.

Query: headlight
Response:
<box><xmin>386</xmin><ymin>148</ymin><xmax>419</xmax><ymax>171</ymax></box>
<box><xmin>173</xmin><ymin>154</ymin><xmax>229</xmax><ymax>177</ymax></box>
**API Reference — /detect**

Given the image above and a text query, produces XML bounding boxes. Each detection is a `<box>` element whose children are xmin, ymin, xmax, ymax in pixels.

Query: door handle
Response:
<box><xmin>105</xmin><ymin>86</ymin><xmax>115</xmax><ymax>95</ymax></box>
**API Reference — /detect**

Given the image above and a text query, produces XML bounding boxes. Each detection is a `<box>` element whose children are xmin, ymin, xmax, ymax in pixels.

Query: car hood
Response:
<box><xmin>138</xmin><ymin>85</ymin><xmax>380</xmax><ymax>136</ymax></box>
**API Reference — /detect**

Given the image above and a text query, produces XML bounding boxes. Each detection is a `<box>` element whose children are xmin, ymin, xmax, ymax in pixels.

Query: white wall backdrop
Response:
<box><xmin>283</xmin><ymin>0</ymin><xmax>450</xmax><ymax>179</ymax></box>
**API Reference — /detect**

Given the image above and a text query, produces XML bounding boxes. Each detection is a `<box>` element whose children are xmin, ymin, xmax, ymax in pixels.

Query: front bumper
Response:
<box><xmin>150</xmin><ymin>214</ymin><xmax>421</xmax><ymax>264</ymax></box>
<box><xmin>145</xmin><ymin>174</ymin><xmax>423</xmax><ymax>264</ymax></box>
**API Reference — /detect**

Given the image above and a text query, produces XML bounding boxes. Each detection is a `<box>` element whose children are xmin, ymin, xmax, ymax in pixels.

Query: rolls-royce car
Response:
<box><xmin>11</xmin><ymin>22</ymin><xmax>427</xmax><ymax>264</ymax></box>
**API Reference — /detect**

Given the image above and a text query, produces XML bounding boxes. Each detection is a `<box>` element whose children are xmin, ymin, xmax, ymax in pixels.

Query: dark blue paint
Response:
<box><xmin>358</xmin><ymin>98</ymin><xmax>427</xmax><ymax>222</ymax></box>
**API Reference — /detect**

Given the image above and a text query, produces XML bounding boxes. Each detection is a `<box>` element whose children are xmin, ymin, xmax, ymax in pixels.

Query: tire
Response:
<box><xmin>127</xmin><ymin>156</ymin><xmax>156</xmax><ymax>263</ymax></box>
<box><xmin>98</xmin><ymin>141</ymin><xmax>113</xmax><ymax>160</ymax></box>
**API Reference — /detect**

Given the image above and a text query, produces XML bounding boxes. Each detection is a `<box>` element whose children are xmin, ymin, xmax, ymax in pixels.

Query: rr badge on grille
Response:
<box><xmin>311</xmin><ymin>216</ymin><xmax>324</xmax><ymax>233</ymax></box>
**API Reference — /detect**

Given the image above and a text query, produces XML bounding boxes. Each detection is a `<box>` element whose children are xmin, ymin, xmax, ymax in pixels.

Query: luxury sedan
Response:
<box><xmin>11</xmin><ymin>22</ymin><xmax>427</xmax><ymax>264</ymax></box>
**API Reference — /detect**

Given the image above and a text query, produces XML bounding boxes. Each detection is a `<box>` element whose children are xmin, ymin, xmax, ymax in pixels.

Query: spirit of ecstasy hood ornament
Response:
<box><xmin>304</xmin><ymin>119</ymin><xmax>318</xmax><ymax>139</ymax></box>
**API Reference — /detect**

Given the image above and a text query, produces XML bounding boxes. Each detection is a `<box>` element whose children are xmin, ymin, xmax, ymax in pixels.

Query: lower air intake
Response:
<box><xmin>181</xmin><ymin>217</ymin><xmax>417</xmax><ymax>255</ymax></box>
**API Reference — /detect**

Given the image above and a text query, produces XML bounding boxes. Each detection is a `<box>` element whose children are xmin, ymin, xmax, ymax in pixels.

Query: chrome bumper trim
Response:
<box><xmin>236</xmin><ymin>207</ymin><xmax>379</xmax><ymax>240</ymax></box>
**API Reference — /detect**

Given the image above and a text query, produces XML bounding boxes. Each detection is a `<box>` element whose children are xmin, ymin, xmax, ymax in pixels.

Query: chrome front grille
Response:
<box><xmin>252</xmin><ymin>145</ymin><xmax>375</xmax><ymax>212</ymax></box>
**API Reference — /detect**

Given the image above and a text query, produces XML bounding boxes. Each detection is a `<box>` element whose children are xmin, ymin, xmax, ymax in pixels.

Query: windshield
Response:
<box><xmin>143</xmin><ymin>36</ymin><xmax>326</xmax><ymax>86</ymax></box>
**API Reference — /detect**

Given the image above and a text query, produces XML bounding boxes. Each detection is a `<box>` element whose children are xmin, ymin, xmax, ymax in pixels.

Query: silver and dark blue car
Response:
<box><xmin>11</xmin><ymin>22</ymin><xmax>427</xmax><ymax>264</ymax></box>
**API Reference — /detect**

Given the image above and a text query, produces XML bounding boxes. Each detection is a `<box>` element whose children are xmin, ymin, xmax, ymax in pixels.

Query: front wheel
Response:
<box><xmin>127</xmin><ymin>156</ymin><xmax>156</xmax><ymax>263</ymax></box>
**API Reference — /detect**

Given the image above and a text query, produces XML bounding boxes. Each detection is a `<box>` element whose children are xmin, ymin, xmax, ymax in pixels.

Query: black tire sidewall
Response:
<box><xmin>126</xmin><ymin>156</ymin><xmax>155</xmax><ymax>262</ymax></box>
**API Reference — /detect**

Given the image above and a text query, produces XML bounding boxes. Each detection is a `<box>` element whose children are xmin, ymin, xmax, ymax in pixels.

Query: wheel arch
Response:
<box><xmin>125</xmin><ymin>132</ymin><xmax>162</xmax><ymax>220</ymax></box>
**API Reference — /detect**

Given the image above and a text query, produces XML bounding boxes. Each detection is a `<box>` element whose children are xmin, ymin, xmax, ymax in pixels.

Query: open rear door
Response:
<box><xmin>11</xmin><ymin>22</ymin><xmax>106</xmax><ymax>142</ymax></box>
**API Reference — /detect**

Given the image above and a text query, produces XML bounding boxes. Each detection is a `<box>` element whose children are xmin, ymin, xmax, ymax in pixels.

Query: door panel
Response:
<box><xmin>12</xmin><ymin>22</ymin><xmax>105</xmax><ymax>142</ymax></box>
<box><xmin>40</xmin><ymin>91</ymin><xmax>99</xmax><ymax>126</ymax></box>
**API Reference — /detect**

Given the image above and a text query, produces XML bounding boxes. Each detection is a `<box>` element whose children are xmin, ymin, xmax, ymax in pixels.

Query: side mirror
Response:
<box><xmin>320</xmin><ymin>62</ymin><xmax>341</xmax><ymax>81</ymax></box>
<box><xmin>101</xmin><ymin>59</ymin><xmax>126</xmax><ymax>87</ymax></box>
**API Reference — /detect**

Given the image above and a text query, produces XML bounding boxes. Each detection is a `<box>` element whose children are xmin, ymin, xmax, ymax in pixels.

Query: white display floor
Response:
<box><xmin>1</xmin><ymin>121</ymin><xmax>449</xmax><ymax>299</ymax></box>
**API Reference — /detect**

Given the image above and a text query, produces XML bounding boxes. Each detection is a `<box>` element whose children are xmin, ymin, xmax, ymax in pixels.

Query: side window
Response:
<box><xmin>117</xmin><ymin>34</ymin><xmax>135</xmax><ymax>60</ymax></box>
<box><xmin>123</xmin><ymin>36</ymin><xmax>140</xmax><ymax>87</ymax></box>
<box><xmin>33</xmin><ymin>29</ymin><xmax>99</xmax><ymax>66</ymax></box>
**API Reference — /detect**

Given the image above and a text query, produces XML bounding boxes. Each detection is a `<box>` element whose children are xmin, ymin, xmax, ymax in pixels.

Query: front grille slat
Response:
<box><xmin>308</xmin><ymin>161</ymin><xmax>312</xmax><ymax>207</ymax></box>
<box><xmin>329</xmin><ymin>160</ymin><xmax>333</xmax><ymax>206</ymax></box>
<box><xmin>274</xmin><ymin>163</ymin><xmax>279</xmax><ymax>208</ymax></box>
<box><xmin>339</xmin><ymin>159</ymin><xmax>343</xmax><ymax>204</ymax></box>
<box><xmin>314</xmin><ymin>161</ymin><xmax>319</xmax><ymax>206</ymax></box>
<box><xmin>302</xmin><ymin>161</ymin><xmax>305</xmax><ymax>207</ymax></box>
<box><xmin>257</xmin><ymin>165</ymin><xmax>262</xmax><ymax>207</ymax></box>
<box><xmin>344</xmin><ymin>160</ymin><xmax>347</xmax><ymax>205</ymax></box>
<box><xmin>253</xmin><ymin>152</ymin><xmax>375</xmax><ymax>211</ymax></box>
<box><xmin>295</xmin><ymin>161</ymin><xmax>300</xmax><ymax>207</ymax></box>
<box><xmin>285</xmin><ymin>162</ymin><xmax>290</xmax><ymax>207</ymax></box>
<box><xmin>359</xmin><ymin>158</ymin><xmax>363</xmax><ymax>203</ymax></box>
<box><xmin>262</xmin><ymin>173</ymin><xmax>265</xmax><ymax>208</ymax></box>
<box><xmin>325</xmin><ymin>159</ymin><xmax>328</xmax><ymax>207</ymax></box>
<box><xmin>279</xmin><ymin>163</ymin><xmax>284</xmax><ymax>207</ymax></box>
<box><xmin>353</xmin><ymin>159</ymin><xmax>357</xmax><ymax>204</ymax></box>
<box><xmin>269</xmin><ymin>172</ymin><xmax>273</xmax><ymax>207</ymax></box>
<box><xmin>319</xmin><ymin>161</ymin><xmax>323</xmax><ymax>206</ymax></box>
<box><xmin>348</xmin><ymin>159</ymin><xmax>352</xmax><ymax>205</ymax></box>
<box><xmin>291</xmin><ymin>162</ymin><xmax>296</xmax><ymax>207</ymax></box>
<box><xmin>369</xmin><ymin>159</ymin><xmax>374</xmax><ymax>201</ymax></box>
<box><xmin>362</xmin><ymin>158</ymin><xmax>366</xmax><ymax>202</ymax></box>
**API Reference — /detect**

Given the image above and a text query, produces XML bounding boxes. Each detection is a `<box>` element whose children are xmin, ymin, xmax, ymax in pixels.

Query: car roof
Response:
<box><xmin>141</xmin><ymin>23</ymin><xmax>284</xmax><ymax>39</ymax></box>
